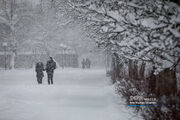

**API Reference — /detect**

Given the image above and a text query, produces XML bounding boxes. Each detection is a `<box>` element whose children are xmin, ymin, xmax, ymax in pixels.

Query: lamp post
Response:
<box><xmin>2</xmin><ymin>42</ymin><xmax>8</xmax><ymax>70</ymax></box>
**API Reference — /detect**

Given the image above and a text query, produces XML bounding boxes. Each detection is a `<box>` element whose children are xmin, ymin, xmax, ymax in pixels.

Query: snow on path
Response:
<box><xmin>0</xmin><ymin>69</ymin><xmax>142</xmax><ymax>120</ymax></box>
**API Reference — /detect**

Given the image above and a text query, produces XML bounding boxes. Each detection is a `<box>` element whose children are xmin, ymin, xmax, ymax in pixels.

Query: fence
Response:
<box><xmin>0</xmin><ymin>52</ymin><xmax>78</xmax><ymax>69</ymax></box>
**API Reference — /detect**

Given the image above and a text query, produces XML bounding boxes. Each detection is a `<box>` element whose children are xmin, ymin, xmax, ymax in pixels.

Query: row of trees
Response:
<box><xmin>69</xmin><ymin>0</ymin><xmax>180</xmax><ymax>74</ymax></box>
<box><xmin>0</xmin><ymin>0</ymin><xmax>84</xmax><ymax>69</ymax></box>
<box><xmin>0</xmin><ymin>0</ymin><xmax>100</xmax><ymax>69</ymax></box>
<box><xmin>68</xmin><ymin>0</ymin><xmax>180</xmax><ymax>119</ymax></box>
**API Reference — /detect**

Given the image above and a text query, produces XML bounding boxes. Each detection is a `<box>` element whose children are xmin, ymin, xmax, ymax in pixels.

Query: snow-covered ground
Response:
<box><xmin>0</xmin><ymin>68</ymin><xmax>142</xmax><ymax>120</ymax></box>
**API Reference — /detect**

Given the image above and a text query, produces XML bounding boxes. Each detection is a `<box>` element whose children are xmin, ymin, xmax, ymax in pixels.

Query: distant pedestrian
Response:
<box><xmin>81</xmin><ymin>59</ymin><xmax>86</xmax><ymax>69</ymax></box>
<box><xmin>85</xmin><ymin>58</ymin><xmax>91</xmax><ymax>69</ymax></box>
<box><xmin>35</xmin><ymin>62</ymin><xmax>44</xmax><ymax>84</ymax></box>
<box><xmin>46</xmin><ymin>57</ymin><xmax>56</xmax><ymax>85</ymax></box>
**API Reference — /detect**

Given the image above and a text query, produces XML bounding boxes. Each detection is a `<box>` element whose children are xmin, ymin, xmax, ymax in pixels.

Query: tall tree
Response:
<box><xmin>0</xmin><ymin>0</ymin><xmax>32</xmax><ymax>69</ymax></box>
<box><xmin>68</xmin><ymin>0</ymin><xmax>180</xmax><ymax>74</ymax></box>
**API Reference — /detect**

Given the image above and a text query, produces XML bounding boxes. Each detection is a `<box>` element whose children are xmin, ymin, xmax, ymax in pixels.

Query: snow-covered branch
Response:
<box><xmin>69</xmin><ymin>0</ymin><xmax>180</xmax><ymax>74</ymax></box>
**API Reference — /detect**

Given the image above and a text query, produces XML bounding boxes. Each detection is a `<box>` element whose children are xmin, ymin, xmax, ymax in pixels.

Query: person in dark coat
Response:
<box><xmin>85</xmin><ymin>58</ymin><xmax>91</xmax><ymax>69</ymax></box>
<box><xmin>46</xmin><ymin>57</ymin><xmax>56</xmax><ymax>85</ymax></box>
<box><xmin>35</xmin><ymin>62</ymin><xmax>44</xmax><ymax>84</ymax></box>
<box><xmin>81</xmin><ymin>59</ymin><xmax>86</xmax><ymax>69</ymax></box>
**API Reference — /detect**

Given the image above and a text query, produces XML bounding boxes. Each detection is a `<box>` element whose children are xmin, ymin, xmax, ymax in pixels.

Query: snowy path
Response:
<box><xmin>0</xmin><ymin>69</ymin><xmax>142</xmax><ymax>120</ymax></box>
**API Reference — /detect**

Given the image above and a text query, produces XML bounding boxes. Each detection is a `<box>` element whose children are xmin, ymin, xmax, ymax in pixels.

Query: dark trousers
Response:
<box><xmin>37</xmin><ymin>77</ymin><xmax>42</xmax><ymax>84</ymax></box>
<box><xmin>47</xmin><ymin>73</ymin><xmax>53</xmax><ymax>84</ymax></box>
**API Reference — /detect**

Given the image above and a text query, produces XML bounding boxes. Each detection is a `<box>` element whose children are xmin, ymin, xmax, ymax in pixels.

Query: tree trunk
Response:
<box><xmin>139</xmin><ymin>62</ymin><xmax>146</xmax><ymax>79</ymax></box>
<box><xmin>128</xmin><ymin>59</ymin><xmax>133</xmax><ymax>79</ymax></box>
<box><xmin>133</xmin><ymin>60</ymin><xmax>138</xmax><ymax>80</ymax></box>
<box><xmin>10</xmin><ymin>52</ymin><xmax>15</xmax><ymax>69</ymax></box>
<box><xmin>111</xmin><ymin>55</ymin><xmax>116</xmax><ymax>83</ymax></box>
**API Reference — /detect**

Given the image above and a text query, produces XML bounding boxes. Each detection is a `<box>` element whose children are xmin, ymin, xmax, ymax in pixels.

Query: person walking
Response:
<box><xmin>85</xmin><ymin>58</ymin><xmax>91</xmax><ymax>69</ymax></box>
<box><xmin>81</xmin><ymin>59</ymin><xmax>86</xmax><ymax>69</ymax></box>
<box><xmin>46</xmin><ymin>57</ymin><xmax>56</xmax><ymax>85</ymax></box>
<box><xmin>35</xmin><ymin>62</ymin><xmax>44</xmax><ymax>84</ymax></box>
